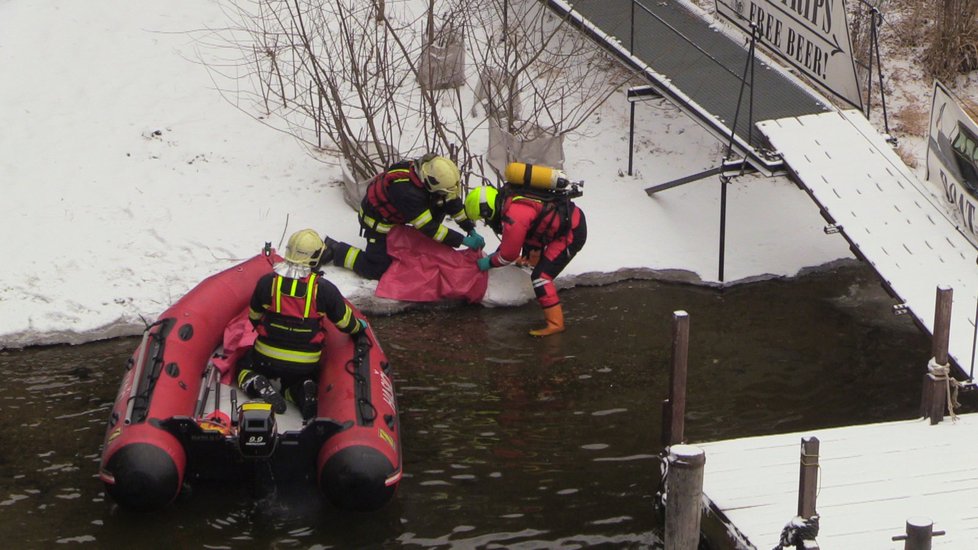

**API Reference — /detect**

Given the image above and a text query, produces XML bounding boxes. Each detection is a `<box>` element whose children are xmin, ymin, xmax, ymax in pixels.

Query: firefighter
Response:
<box><xmin>239</xmin><ymin>229</ymin><xmax>368</xmax><ymax>419</ymax></box>
<box><xmin>464</xmin><ymin>184</ymin><xmax>587</xmax><ymax>336</ymax></box>
<box><xmin>322</xmin><ymin>154</ymin><xmax>486</xmax><ymax>279</ymax></box>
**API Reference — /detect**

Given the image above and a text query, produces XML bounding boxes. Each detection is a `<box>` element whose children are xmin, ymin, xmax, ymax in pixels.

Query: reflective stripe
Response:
<box><xmin>274</xmin><ymin>277</ymin><xmax>283</xmax><ymax>311</ymax></box>
<box><xmin>255</xmin><ymin>340</ymin><xmax>321</xmax><ymax>363</ymax></box>
<box><xmin>273</xmin><ymin>274</ymin><xmax>316</xmax><ymax>318</ymax></box>
<box><xmin>452</xmin><ymin>209</ymin><xmax>467</xmax><ymax>223</ymax></box>
<box><xmin>532</xmin><ymin>277</ymin><xmax>549</xmax><ymax>288</ymax></box>
<box><xmin>433</xmin><ymin>225</ymin><xmax>448</xmax><ymax>242</ymax></box>
<box><xmin>237</xmin><ymin>368</ymin><xmax>254</xmax><ymax>387</ymax></box>
<box><xmin>343</xmin><ymin>247</ymin><xmax>360</xmax><ymax>270</ymax></box>
<box><xmin>409</xmin><ymin>209</ymin><xmax>433</xmax><ymax>228</ymax></box>
<box><xmin>268</xmin><ymin>322</ymin><xmax>313</xmax><ymax>334</ymax></box>
<box><xmin>248</xmin><ymin>308</ymin><xmax>262</xmax><ymax>322</ymax></box>
<box><xmin>494</xmin><ymin>252</ymin><xmax>514</xmax><ymax>266</ymax></box>
<box><xmin>359</xmin><ymin>208</ymin><xmax>393</xmax><ymax>234</ymax></box>
<box><xmin>336</xmin><ymin>305</ymin><xmax>354</xmax><ymax>330</ymax></box>
<box><xmin>302</xmin><ymin>275</ymin><xmax>315</xmax><ymax>317</ymax></box>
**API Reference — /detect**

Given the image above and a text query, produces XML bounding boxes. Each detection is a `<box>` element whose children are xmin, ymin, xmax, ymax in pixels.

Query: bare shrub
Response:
<box><xmin>924</xmin><ymin>0</ymin><xmax>978</xmax><ymax>83</ymax></box>
<box><xmin>887</xmin><ymin>0</ymin><xmax>932</xmax><ymax>49</ymax></box>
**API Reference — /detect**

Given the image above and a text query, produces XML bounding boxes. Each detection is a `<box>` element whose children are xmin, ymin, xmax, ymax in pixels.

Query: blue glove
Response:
<box><xmin>477</xmin><ymin>255</ymin><xmax>492</xmax><ymax>272</ymax></box>
<box><xmin>355</xmin><ymin>318</ymin><xmax>368</xmax><ymax>335</ymax></box>
<box><xmin>462</xmin><ymin>230</ymin><xmax>485</xmax><ymax>250</ymax></box>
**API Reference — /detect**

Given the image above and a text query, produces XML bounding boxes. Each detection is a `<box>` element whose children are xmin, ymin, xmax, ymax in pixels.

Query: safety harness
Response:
<box><xmin>254</xmin><ymin>273</ymin><xmax>325</xmax><ymax>364</ymax></box>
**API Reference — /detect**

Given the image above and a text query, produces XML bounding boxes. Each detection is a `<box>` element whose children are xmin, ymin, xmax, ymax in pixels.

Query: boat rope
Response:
<box><xmin>771</xmin><ymin>515</ymin><xmax>819</xmax><ymax>550</ymax></box>
<box><xmin>651</xmin><ymin>451</ymin><xmax>669</xmax><ymax>513</ymax></box>
<box><xmin>928</xmin><ymin>358</ymin><xmax>962</xmax><ymax>422</ymax></box>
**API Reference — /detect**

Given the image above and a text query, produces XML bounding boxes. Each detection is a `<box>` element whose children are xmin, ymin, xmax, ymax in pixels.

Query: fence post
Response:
<box><xmin>891</xmin><ymin>517</ymin><xmax>946</xmax><ymax>549</ymax></box>
<box><xmin>662</xmin><ymin>311</ymin><xmax>689</xmax><ymax>447</ymax></box>
<box><xmin>665</xmin><ymin>444</ymin><xmax>705</xmax><ymax>550</ymax></box>
<box><xmin>920</xmin><ymin>286</ymin><xmax>952</xmax><ymax>424</ymax></box>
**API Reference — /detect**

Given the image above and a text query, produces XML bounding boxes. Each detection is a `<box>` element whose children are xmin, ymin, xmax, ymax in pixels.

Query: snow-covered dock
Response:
<box><xmin>760</xmin><ymin>110</ymin><xmax>978</xmax><ymax>376</ymax></box>
<box><xmin>696</xmin><ymin>413</ymin><xmax>978</xmax><ymax>548</ymax></box>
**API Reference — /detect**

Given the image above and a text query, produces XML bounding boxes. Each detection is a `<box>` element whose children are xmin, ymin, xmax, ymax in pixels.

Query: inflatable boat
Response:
<box><xmin>99</xmin><ymin>248</ymin><xmax>401</xmax><ymax>511</ymax></box>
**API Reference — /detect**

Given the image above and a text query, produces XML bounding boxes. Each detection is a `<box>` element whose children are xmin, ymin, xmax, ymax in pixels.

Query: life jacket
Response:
<box><xmin>364</xmin><ymin>160</ymin><xmax>425</xmax><ymax>224</ymax></box>
<box><xmin>495</xmin><ymin>184</ymin><xmax>575</xmax><ymax>248</ymax></box>
<box><xmin>254</xmin><ymin>273</ymin><xmax>326</xmax><ymax>365</ymax></box>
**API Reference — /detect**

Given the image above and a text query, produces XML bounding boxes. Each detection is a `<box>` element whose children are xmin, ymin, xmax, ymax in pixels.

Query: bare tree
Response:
<box><xmin>465</xmin><ymin>0</ymin><xmax>632</xmax><ymax>140</ymax></box>
<box><xmin>205</xmin><ymin>0</ymin><xmax>631</xmax><ymax>185</ymax></box>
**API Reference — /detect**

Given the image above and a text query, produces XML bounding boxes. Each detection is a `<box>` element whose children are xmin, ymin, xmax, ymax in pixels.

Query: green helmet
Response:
<box><xmin>284</xmin><ymin>229</ymin><xmax>325</xmax><ymax>267</ymax></box>
<box><xmin>419</xmin><ymin>156</ymin><xmax>461</xmax><ymax>198</ymax></box>
<box><xmin>464</xmin><ymin>185</ymin><xmax>499</xmax><ymax>222</ymax></box>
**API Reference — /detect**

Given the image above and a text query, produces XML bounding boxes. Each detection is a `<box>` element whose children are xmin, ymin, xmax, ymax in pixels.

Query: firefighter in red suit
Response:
<box><xmin>464</xmin><ymin>184</ymin><xmax>587</xmax><ymax>336</ymax></box>
<box><xmin>238</xmin><ymin>229</ymin><xmax>367</xmax><ymax>420</ymax></box>
<box><xmin>322</xmin><ymin>154</ymin><xmax>485</xmax><ymax>279</ymax></box>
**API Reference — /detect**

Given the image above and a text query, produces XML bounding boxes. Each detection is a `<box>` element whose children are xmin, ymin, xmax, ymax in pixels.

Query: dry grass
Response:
<box><xmin>891</xmin><ymin>102</ymin><xmax>930</xmax><ymax>136</ymax></box>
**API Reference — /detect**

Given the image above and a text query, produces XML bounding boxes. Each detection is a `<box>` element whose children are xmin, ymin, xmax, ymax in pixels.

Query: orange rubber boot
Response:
<box><xmin>529</xmin><ymin>304</ymin><xmax>565</xmax><ymax>337</ymax></box>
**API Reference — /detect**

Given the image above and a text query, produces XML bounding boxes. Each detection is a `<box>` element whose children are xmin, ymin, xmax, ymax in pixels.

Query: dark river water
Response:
<box><xmin>2</xmin><ymin>262</ymin><xmax>973</xmax><ymax>548</ymax></box>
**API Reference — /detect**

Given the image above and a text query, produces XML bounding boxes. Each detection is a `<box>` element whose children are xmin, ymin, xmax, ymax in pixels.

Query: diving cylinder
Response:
<box><xmin>504</xmin><ymin>162</ymin><xmax>568</xmax><ymax>192</ymax></box>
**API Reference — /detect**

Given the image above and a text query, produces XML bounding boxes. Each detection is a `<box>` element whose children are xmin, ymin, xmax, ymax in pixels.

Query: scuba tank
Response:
<box><xmin>503</xmin><ymin>162</ymin><xmax>583</xmax><ymax>198</ymax></box>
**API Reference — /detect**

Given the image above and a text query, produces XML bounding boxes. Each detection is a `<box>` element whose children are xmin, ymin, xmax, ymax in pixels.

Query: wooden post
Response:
<box><xmin>920</xmin><ymin>286</ymin><xmax>953</xmax><ymax>424</ymax></box>
<box><xmin>932</xmin><ymin>286</ymin><xmax>952</xmax><ymax>365</ymax></box>
<box><xmin>891</xmin><ymin>517</ymin><xmax>946</xmax><ymax>549</ymax></box>
<box><xmin>665</xmin><ymin>444</ymin><xmax>705</xmax><ymax>550</ymax></box>
<box><xmin>797</xmin><ymin>437</ymin><xmax>819</xmax><ymax>519</ymax></box>
<box><xmin>663</xmin><ymin>311</ymin><xmax>689</xmax><ymax>447</ymax></box>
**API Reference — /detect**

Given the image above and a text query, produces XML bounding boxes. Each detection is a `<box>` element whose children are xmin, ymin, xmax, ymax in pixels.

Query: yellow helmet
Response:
<box><xmin>284</xmin><ymin>229</ymin><xmax>325</xmax><ymax>267</ymax></box>
<box><xmin>419</xmin><ymin>156</ymin><xmax>461</xmax><ymax>198</ymax></box>
<box><xmin>464</xmin><ymin>186</ymin><xmax>499</xmax><ymax>222</ymax></box>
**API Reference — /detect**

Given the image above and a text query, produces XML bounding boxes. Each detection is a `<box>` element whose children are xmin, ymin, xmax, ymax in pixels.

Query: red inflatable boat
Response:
<box><xmin>99</xmin><ymin>248</ymin><xmax>401</xmax><ymax>511</ymax></box>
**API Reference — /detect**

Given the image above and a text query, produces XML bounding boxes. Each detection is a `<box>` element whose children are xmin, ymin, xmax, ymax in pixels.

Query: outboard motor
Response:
<box><xmin>237</xmin><ymin>402</ymin><xmax>278</xmax><ymax>458</ymax></box>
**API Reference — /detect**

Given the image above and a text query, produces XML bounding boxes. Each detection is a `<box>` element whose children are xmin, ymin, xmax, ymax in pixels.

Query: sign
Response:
<box><xmin>715</xmin><ymin>0</ymin><xmax>863</xmax><ymax>110</ymax></box>
<box><xmin>926</xmin><ymin>80</ymin><xmax>978</xmax><ymax>248</ymax></box>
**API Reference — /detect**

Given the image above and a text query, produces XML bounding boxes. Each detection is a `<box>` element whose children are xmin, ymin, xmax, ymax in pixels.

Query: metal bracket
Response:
<box><xmin>823</xmin><ymin>224</ymin><xmax>843</xmax><ymax>235</ymax></box>
<box><xmin>892</xmin><ymin>303</ymin><xmax>910</xmax><ymax>316</ymax></box>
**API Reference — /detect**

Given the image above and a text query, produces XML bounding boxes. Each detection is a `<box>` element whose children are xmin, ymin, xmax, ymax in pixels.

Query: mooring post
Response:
<box><xmin>662</xmin><ymin>311</ymin><xmax>689</xmax><ymax>447</ymax></box>
<box><xmin>891</xmin><ymin>517</ymin><xmax>946</xmax><ymax>549</ymax></box>
<box><xmin>920</xmin><ymin>286</ymin><xmax>952</xmax><ymax>424</ymax></box>
<box><xmin>665</xmin><ymin>444</ymin><xmax>705</xmax><ymax>550</ymax></box>
<box><xmin>797</xmin><ymin>437</ymin><xmax>819</xmax><ymax>519</ymax></box>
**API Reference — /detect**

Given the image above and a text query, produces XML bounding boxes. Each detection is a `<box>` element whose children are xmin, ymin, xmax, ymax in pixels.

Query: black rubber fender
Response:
<box><xmin>319</xmin><ymin>445</ymin><xmax>396</xmax><ymax>511</ymax></box>
<box><xmin>103</xmin><ymin>443</ymin><xmax>180</xmax><ymax>511</ymax></box>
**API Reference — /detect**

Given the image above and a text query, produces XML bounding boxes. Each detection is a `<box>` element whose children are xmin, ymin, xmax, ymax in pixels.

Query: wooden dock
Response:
<box><xmin>696</xmin><ymin>413</ymin><xmax>978</xmax><ymax>548</ymax></box>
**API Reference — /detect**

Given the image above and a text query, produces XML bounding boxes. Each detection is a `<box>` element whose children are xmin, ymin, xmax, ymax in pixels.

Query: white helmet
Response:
<box><xmin>284</xmin><ymin>229</ymin><xmax>325</xmax><ymax>267</ymax></box>
<box><xmin>419</xmin><ymin>155</ymin><xmax>461</xmax><ymax>198</ymax></box>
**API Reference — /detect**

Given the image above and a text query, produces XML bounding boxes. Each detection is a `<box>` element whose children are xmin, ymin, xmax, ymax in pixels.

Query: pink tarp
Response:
<box><xmin>375</xmin><ymin>225</ymin><xmax>488</xmax><ymax>303</ymax></box>
<box><xmin>211</xmin><ymin>308</ymin><xmax>256</xmax><ymax>384</ymax></box>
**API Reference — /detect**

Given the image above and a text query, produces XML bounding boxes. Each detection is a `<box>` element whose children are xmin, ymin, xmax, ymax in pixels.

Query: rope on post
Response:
<box><xmin>652</xmin><ymin>452</ymin><xmax>670</xmax><ymax>514</ymax></box>
<box><xmin>928</xmin><ymin>358</ymin><xmax>962</xmax><ymax>422</ymax></box>
<box><xmin>771</xmin><ymin>515</ymin><xmax>819</xmax><ymax>550</ymax></box>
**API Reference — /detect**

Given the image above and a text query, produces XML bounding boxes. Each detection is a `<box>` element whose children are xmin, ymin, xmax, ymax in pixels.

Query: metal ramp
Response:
<box><xmin>547</xmin><ymin>0</ymin><xmax>831</xmax><ymax>172</ymax></box>
<box><xmin>759</xmin><ymin>110</ymin><xmax>978</xmax><ymax>376</ymax></box>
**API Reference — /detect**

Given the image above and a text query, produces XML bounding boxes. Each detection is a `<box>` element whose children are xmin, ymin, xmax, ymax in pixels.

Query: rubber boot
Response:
<box><xmin>286</xmin><ymin>379</ymin><xmax>319</xmax><ymax>421</ymax></box>
<box><xmin>239</xmin><ymin>370</ymin><xmax>287</xmax><ymax>414</ymax></box>
<box><xmin>529</xmin><ymin>304</ymin><xmax>565</xmax><ymax>337</ymax></box>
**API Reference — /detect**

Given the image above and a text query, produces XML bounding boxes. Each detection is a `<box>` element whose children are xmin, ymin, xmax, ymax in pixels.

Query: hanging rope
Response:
<box><xmin>928</xmin><ymin>358</ymin><xmax>962</xmax><ymax>422</ymax></box>
<box><xmin>771</xmin><ymin>515</ymin><xmax>819</xmax><ymax>550</ymax></box>
<box><xmin>652</xmin><ymin>452</ymin><xmax>670</xmax><ymax>514</ymax></box>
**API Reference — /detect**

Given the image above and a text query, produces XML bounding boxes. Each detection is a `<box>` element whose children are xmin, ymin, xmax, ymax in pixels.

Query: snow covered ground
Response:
<box><xmin>0</xmin><ymin>0</ymin><xmax>876</xmax><ymax>350</ymax></box>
